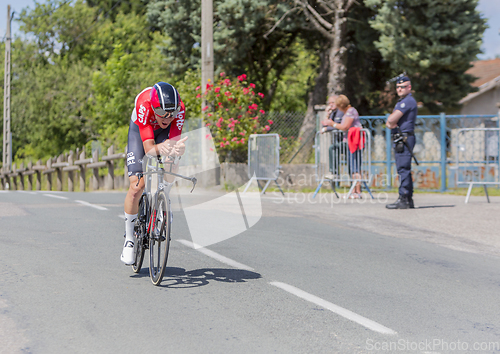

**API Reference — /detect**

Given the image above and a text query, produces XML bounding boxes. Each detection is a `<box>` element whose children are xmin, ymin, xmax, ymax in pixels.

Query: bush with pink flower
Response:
<box><xmin>198</xmin><ymin>72</ymin><xmax>272</xmax><ymax>162</ymax></box>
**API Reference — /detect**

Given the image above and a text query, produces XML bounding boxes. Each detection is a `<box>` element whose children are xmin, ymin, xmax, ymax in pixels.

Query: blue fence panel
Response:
<box><xmin>356</xmin><ymin>114</ymin><xmax>500</xmax><ymax>191</ymax></box>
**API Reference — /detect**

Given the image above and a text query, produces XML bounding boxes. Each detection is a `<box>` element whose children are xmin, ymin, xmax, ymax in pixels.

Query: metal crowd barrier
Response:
<box><xmin>453</xmin><ymin>128</ymin><xmax>500</xmax><ymax>203</ymax></box>
<box><xmin>243</xmin><ymin>134</ymin><xmax>284</xmax><ymax>195</ymax></box>
<box><xmin>313</xmin><ymin>129</ymin><xmax>373</xmax><ymax>199</ymax></box>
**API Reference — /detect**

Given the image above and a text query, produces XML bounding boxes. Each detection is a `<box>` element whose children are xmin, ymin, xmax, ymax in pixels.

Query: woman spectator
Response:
<box><xmin>322</xmin><ymin>94</ymin><xmax>363</xmax><ymax>198</ymax></box>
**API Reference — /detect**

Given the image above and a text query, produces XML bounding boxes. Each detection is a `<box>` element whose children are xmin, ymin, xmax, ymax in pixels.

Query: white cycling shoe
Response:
<box><xmin>120</xmin><ymin>239</ymin><xmax>136</xmax><ymax>265</ymax></box>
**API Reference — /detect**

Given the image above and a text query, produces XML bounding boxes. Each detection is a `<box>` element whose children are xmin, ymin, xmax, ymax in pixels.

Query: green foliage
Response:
<box><xmin>365</xmin><ymin>0</ymin><xmax>487</xmax><ymax>112</ymax></box>
<box><xmin>268</xmin><ymin>39</ymin><xmax>319</xmax><ymax>112</ymax></box>
<box><xmin>343</xmin><ymin>4</ymin><xmax>393</xmax><ymax>115</ymax></box>
<box><xmin>18</xmin><ymin>0</ymin><xmax>98</xmax><ymax>59</ymax></box>
<box><xmin>199</xmin><ymin>73</ymin><xmax>271</xmax><ymax>162</ymax></box>
<box><xmin>147</xmin><ymin>0</ymin><xmax>304</xmax><ymax>110</ymax></box>
<box><xmin>172</xmin><ymin>70</ymin><xmax>203</xmax><ymax>119</ymax></box>
<box><xmin>91</xmin><ymin>44</ymin><xmax>136</xmax><ymax>132</ymax></box>
<box><xmin>86</xmin><ymin>0</ymin><xmax>153</xmax><ymax>19</ymax></box>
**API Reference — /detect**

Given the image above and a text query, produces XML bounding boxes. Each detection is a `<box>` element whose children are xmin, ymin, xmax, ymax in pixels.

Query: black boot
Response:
<box><xmin>408</xmin><ymin>196</ymin><xmax>415</xmax><ymax>209</ymax></box>
<box><xmin>386</xmin><ymin>195</ymin><xmax>410</xmax><ymax>209</ymax></box>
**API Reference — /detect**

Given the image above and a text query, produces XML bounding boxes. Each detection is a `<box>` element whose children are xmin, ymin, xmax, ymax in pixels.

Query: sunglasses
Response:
<box><xmin>153</xmin><ymin>106</ymin><xmax>179</xmax><ymax>118</ymax></box>
<box><xmin>396</xmin><ymin>84</ymin><xmax>410</xmax><ymax>89</ymax></box>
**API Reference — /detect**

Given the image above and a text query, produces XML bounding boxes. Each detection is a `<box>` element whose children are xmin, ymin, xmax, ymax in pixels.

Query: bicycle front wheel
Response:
<box><xmin>149</xmin><ymin>191</ymin><xmax>171</xmax><ymax>286</ymax></box>
<box><xmin>132</xmin><ymin>194</ymin><xmax>148</xmax><ymax>273</ymax></box>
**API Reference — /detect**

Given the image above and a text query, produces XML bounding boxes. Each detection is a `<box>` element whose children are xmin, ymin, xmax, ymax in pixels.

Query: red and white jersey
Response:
<box><xmin>131</xmin><ymin>87</ymin><xmax>185</xmax><ymax>142</ymax></box>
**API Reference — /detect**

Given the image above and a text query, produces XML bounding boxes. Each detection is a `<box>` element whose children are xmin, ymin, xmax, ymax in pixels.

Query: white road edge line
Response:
<box><xmin>270</xmin><ymin>281</ymin><xmax>397</xmax><ymax>335</ymax></box>
<box><xmin>74</xmin><ymin>200</ymin><xmax>108</xmax><ymax>211</ymax></box>
<box><xmin>176</xmin><ymin>239</ymin><xmax>254</xmax><ymax>271</ymax></box>
<box><xmin>43</xmin><ymin>193</ymin><xmax>68</xmax><ymax>200</ymax></box>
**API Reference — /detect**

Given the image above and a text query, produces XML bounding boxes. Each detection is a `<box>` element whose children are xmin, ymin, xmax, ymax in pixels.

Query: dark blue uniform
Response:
<box><xmin>392</xmin><ymin>93</ymin><xmax>417</xmax><ymax>197</ymax></box>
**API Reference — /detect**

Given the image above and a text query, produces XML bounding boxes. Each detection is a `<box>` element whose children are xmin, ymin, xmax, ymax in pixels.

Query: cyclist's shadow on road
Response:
<box><xmin>131</xmin><ymin>267</ymin><xmax>262</xmax><ymax>288</ymax></box>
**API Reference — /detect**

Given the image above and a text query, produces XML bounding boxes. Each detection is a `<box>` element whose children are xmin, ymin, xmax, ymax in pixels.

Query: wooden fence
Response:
<box><xmin>0</xmin><ymin>145</ymin><xmax>128</xmax><ymax>192</ymax></box>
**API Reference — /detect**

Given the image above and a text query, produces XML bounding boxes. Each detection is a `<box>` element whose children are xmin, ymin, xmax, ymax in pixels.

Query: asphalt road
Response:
<box><xmin>1</xmin><ymin>189</ymin><xmax>499</xmax><ymax>354</ymax></box>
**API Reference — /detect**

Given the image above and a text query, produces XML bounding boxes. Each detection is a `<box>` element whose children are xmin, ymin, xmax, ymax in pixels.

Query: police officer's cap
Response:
<box><xmin>397</xmin><ymin>76</ymin><xmax>410</xmax><ymax>84</ymax></box>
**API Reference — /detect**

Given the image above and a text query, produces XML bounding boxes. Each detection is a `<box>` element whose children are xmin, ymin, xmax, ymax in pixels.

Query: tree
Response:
<box><xmin>366</xmin><ymin>0</ymin><xmax>487</xmax><ymax>112</ymax></box>
<box><xmin>283</xmin><ymin>0</ymin><xmax>358</xmax><ymax>162</ymax></box>
<box><xmin>146</xmin><ymin>0</ymin><xmax>304</xmax><ymax>110</ymax></box>
<box><xmin>9</xmin><ymin>1</ymin><xmax>173</xmax><ymax>159</ymax></box>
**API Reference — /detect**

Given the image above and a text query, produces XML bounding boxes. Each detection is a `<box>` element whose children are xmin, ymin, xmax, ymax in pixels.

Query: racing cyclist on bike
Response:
<box><xmin>121</xmin><ymin>82</ymin><xmax>187</xmax><ymax>265</ymax></box>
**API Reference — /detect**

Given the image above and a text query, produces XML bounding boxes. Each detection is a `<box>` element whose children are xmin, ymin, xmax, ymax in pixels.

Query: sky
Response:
<box><xmin>1</xmin><ymin>0</ymin><xmax>500</xmax><ymax>60</ymax></box>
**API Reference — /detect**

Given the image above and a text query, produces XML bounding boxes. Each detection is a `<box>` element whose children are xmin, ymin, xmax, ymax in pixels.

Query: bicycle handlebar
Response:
<box><xmin>135</xmin><ymin>156</ymin><xmax>197</xmax><ymax>193</ymax></box>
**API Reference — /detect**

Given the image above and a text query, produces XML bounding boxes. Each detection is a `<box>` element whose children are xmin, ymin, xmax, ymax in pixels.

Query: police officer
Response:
<box><xmin>386</xmin><ymin>76</ymin><xmax>417</xmax><ymax>209</ymax></box>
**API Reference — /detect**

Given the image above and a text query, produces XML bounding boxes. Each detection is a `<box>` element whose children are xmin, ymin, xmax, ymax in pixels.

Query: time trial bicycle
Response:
<box><xmin>131</xmin><ymin>155</ymin><xmax>196</xmax><ymax>286</ymax></box>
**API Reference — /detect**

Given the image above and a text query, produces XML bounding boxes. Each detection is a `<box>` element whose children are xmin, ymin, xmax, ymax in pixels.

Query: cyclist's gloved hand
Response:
<box><xmin>159</xmin><ymin>140</ymin><xmax>174</xmax><ymax>156</ymax></box>
<box><xmin>171</xmin><ymin>136</ymin><xmax>188</xmax><ymax>156</ymax></box>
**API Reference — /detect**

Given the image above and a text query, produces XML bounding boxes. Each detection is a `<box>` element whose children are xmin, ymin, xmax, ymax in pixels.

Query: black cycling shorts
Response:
<box><xmin>126</xmin><ymin>119</ymin><xmax>171</xmax><ymax>177</ymax></box>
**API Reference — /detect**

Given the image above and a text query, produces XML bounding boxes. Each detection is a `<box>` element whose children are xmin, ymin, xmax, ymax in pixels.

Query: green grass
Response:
<box><xmin>255</xmin><ymin>185</ymin><xmax>500</xmax><ymax>197</ymax></box>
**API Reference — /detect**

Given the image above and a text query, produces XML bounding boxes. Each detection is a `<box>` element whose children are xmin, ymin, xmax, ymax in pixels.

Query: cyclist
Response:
<box><xmin>121</xmin><ymin>82</ymin><xmax>187</xmax><ymax>265</ymax></box>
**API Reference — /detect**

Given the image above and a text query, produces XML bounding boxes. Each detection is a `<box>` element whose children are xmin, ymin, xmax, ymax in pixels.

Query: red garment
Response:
<box><xmin>131</xmin><ymin>87</ymin><xmax>185</xmax><ymax>142</ymax></box>
<box><xmin>348</xmin><ymin>127</ymin><xmax>365</xmax><ymax>153</ymax></box>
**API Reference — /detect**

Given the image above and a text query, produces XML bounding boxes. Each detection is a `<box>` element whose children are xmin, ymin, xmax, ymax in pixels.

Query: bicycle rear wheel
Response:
<box><xmin>132</xmin><ymin>194</ymin><xmax>148</xmax><ymax>273</ymax></box>
<box><xmin>149</xmin><ymin>191</ymin><xmax>171</xmax><ymax>286</ymax></box>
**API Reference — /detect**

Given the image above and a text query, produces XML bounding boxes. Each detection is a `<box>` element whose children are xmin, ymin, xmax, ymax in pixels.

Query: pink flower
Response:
<box><xmin>225</xmin><ymin>141</ymin><xmax>230</xmax><ymax>146</ymax></box>
<box><xmin>265</xmin><ymin>125</ymin><xmax>270</xmax><ymax>131</ymax></box>
<box><xmin>202</xmin><ymin>106</ymin><xmax>209</xmax><ymax>111</ymax></box>
<box><xmin>215</xmin><ymin>87</ymin><xmax>221</xmax><ymax>93</ymax></box>
<box><xmin>250</xmin><ymin>83</ymin><xmax>256</xmax><ymax>88</ymax></box>
<box><xmin>235</xmin><ymin>141</ymin><xmax>240</xmax><ymax>144</ymax></box>
<box><xmin>224</xmin><ymin>79</ymin><xmax>231</xmax><ymax>86</ymax></box>
<box><xmin>218</xmin><ymin>102</ymin><xmax>223</xmax><ymax>106</ymax></box>
<box><xmin>216</xmin><ymin>122</ymin><xmax>221</xmax><ymax>128</ymax></box>
<box><xmin>223</xmin><ymin>137</ymin><xmax>227</xmax><ymax>141</ymax></box>
<box><xmin>260</xmin><ymin>110</ymin><xmax>266</xmax><ymax>114</ymax></box>
<box><xmin>248</xmin><ymin>103</ymin><xmax>258</xmax><ymax>110</ymax></box>
<box><xmin>224</xmin><ymin>91</ymin><xmax>231</xmax><ymax>97</ymax></box>
<box><xmin>196</xmin><ymin>86</ymin><xmax>201</xmax><ymax>91</ymax></box>
<box><xmin>239</xmin><ymin>132</ymin><xmax>245</xmax><ymax>136</ymax></box>
<box><xmin>220</xmin><ymin>72</ymin><xmax>225</xmax><ymax>77</ymax></box>
<box><xmin>220</xmin><ymin>142</ymin><xmax>225</xmax><ymax>148</ymax></box>
<box><xmin>237</xmin><ymin>74</ymin><xmax>247</xmax><ymax>81</ymax></box>
<box><xmin>238</xmin><ymin>115</ymin><xmax>242</xmax><ymax>119</ymax></box>
<box><xmin>243</xmin><ymin>88</ymin><xmax>250</xmax><ymax>95</ymax></box>
<box><xmin>206</xmin><ymin>123</ymin><xmax>211</xmax><ymax>126</ymax></box>
<box><xmin>240</xmin><ymin>138</ymin><xmax>245</xmax><ymax>143</ymax></box>
<box><xmin>206</xmin><ymin>83</ymin><xmax>212</xmax><ymax>90</ymax></box>
<box><xmin>196</xmin><ymin>94</ymin><xmax>201</xmax><ymax>99</ymax></box>
<box><xmin>232</xmin><ymin>137</ymin><xmax>238</xmax><ymax>142</ymax></box>
<box><xmin>267</xmin><ymin>119</ymin><xmax>273</xmax><ymax>125</ymax></box>
<box><xmin>207</xmin><ymin>113</ymin><xmax>212</xmax><ymax>117</ymax></box>
<box><xmin>258</xmin><ymin>92</ymin><xmax>264</xmax><ymax>98</ymax></box>
<box><xmin>205</xmin><ymin>134</ymin><xmax>212</xmax><ymax>140</ymax></box>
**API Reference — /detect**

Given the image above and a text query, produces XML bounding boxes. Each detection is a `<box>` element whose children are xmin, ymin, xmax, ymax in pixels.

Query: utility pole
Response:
<box><xmin>201</xmin><ymin>0</ymin><xmax>214</xmax><ymax>100</ymax></box>
<box><xmin>3</xmin><ymin>5</ymin><xmax>12</xmax><ymax>174</ymax></box>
